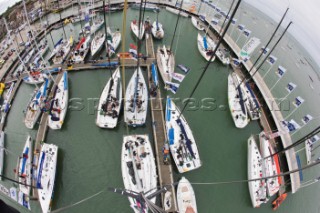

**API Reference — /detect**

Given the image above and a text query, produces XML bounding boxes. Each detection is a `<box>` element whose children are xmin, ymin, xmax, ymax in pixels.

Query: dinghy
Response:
<box><xmin>71</xmin><ymin>35</ymin><xmax>91</xmax><ymax>63</ymax></box>
<box><xmin>191</xmin><ymin>16</ymin><xmax>205</xmax><ymax>31</ymax></box>
<box><xmin>151</xmin><ymin>21</ymin><xmax>164</xmax><ymax>39</ymax></box>
<box><xmin>121</xmin><ymin>135</ymin><xmax>157</xmax><ymax>213</ymax></box>
<box><xmin>248</xmin><ymin>135</ymin><xmax>268</xmax><ymax>208</ymax></box>
<box><xmin>52</xmin><ymin>36</ymin><xmax>73</xmax><ymax>64</ymax></box>
<box><xmin>23</xmin><ymin>71</ymin><xmax>47</xmax><ymax>85</ymax></box>
<box><xmin>96</xmin><ymin>68</ymin><xmax>122</xmax><ymax>128</ymax></box>
<box><xmin>131</xmin><ymin>20</ymin><xmax>145</xmax><ymax>40</ymax></box>
<box><xmin>228</xmin><ymin>73</ymin><xmax>249</xmax><ymax>128</ymax></box>
<box><xmin>259</xmin><ymin>132</ymin><xmax>280</xmax><ymax>197</ymax></box>
<box><xmin>216</xmin><ymin>48</ymin><xmax>230</xmax><ymax>65</ymax></box>
<box><xmin>24</xmin><ymin>78</ymin><xmax>51</xmax><ymax>129</ymax></box>
<box><xmin>37</xmin><ymin>143</ymin><xmax>58</xmax><ymax>213</ymax></box>
<box><xmin>156</xmin><ymin>45</ymin><xmax>175</xmax><ymax>84</ymax></box>
<box><xmin>91</xmin><ymin>32</ymin><xmax>105</xmax><ymax>57</ymax></box>
<box><xmin>165</xmin><ymin>97</ymin><xmax>201</xmax><ymax>173</ymax></box>
<box><xmin>305</xmin><ymin>136</ymin><xmax>319</xmax><ymax>164</ymax></box>
<box><xmin>177</xmin><ymin>177</ymin><xmax>198</xmax><ymax>213</ymax></box>
<box><xmin>0</xmin><ymin>131</ymin><xmax>4</xmax><ymax>181</ymax></box>
<box><xmin>243</xmin><ymin>82</ymin><xmax>260</xmax><ymax>120</ymax></box>
<box><xmin>197</xmin><ymin>33</ymin><xmax>216</xmax><ymax>61</ymax></box>
<box><xmin>106</xmin><ymin>27</ymin><xmax>121</xmax><ymax>57</ymax></box>
<box><xmin>48</xmin><ymin>71</ymin><xmax>69</xmax><ymax>130</ymax></box>
<box><xmin>124</xmin><ymin>67</ymin><xmax>148</xmax><ymax>127</ymax></box>
<box><xmin>18</xmin><ymin>136</ymin><xmax>33</xmax><ymax>195</ymax></box>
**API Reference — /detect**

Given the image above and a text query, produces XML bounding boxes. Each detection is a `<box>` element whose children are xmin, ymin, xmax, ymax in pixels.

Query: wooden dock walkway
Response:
<box><xmin>202</xmin><ymin>17</ymin><xmax>300</xmax><ymax>192</ymax></box>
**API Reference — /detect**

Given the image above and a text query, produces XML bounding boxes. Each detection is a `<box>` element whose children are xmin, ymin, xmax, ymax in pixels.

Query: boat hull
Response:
<box><xmin>177</xmin><ymin>177</ymin><xmax>198</xmax><ymax>213</ymax></box>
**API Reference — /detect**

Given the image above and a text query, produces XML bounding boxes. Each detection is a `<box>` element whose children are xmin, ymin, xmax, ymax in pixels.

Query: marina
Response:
<box><xmin>0</xmin><ymin>0</ymin><xmax>319</xmax><ymax>213</ymax></box>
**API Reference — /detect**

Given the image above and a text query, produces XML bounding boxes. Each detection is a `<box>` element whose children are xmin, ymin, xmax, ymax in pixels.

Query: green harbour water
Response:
<box><xmin>1</xmin><ymin>2</ymin><xmax>320</xmax><ymax>213</ymax></box>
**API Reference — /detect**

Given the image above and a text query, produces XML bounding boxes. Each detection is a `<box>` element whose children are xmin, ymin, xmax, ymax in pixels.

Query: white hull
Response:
<box><xmin>106</xmin><ymin>29</ymin><xmax>121</xmax><ymax>57</ymax></box>
<box><xmin>165</xmin><ymin>97</ymin><xmax>201</xmax><ymax>173</ymax></box>
<box><xmin>197</xmin><ymin>33</ymin><xmax>216</xmax><ymax>62</ymax></box>
<box><xmin>305</xmin><ymin>139</ymin><xmax>312</xmax><ymax>164</ymax></box>
<box><xmin>228</xmin><ymin>73</ymin><xmax>249</xmax><ymax>128</ymax></box>
<box><xmin>259</xmin><ymin>132</ymin><xmax>280</xmax><ymax>197</ymax></box>
<box><xmin>71</xmin><ymin>35</ymin><xmax>91</xmax><ymax>63</ymax></box>
<box><xmin>23</xmin><ymin>73</ymin><xmax>47</xmax><ymax>85</ymax></box>
<box><xmin>124</xmin><ymin>67</ymin><xmax>148</xmax><ymax>126</ymax></box>
<box><xmin>37</xmin><ymin>143</ymin><xmax>58</xmax><ymax>213</ymax></box>
<box><xmin>151</xmin><ymin>21</ymin><xmax>164</xmax><ymax>39</ymax></box>
<box><xmin>156</xmin><ymin>46</ymin><xmax>175</xmax><ymax>83</ymax></box>
<box><xmin>52</xmin><ymin>37</ymin><xmax>73</xmax><ymax>64</ymax></box>
<box><xmin>91</xmin><ymin>33</ymin><xmax>105</xmax><ymax>57</ymax></box>
<box><xmin>19</xmin><ymin>136</ymin><xmax>33</xmax><ymax>195</ymax></box>
<box><xmin>48</xmin><ymin>71</ymin><xmax>69</xmax><ymax>130</ymax></box>
<box><xmin>165</xmin><ymin>7</ymin><xmax>188</xmax><ymax>17</ymax></box>
<box><xmin>243</xmin><ymin>82</ymin><xmax>260</xmax><ymax>120</ymax></box>
<box><xmin>90</xmin><ymin>20</ymin><xmax>104</xmax><ymax>35</ymax></box>
<box><xmin>248</xmin><ymin>135</ymin><xmax>268</xmax><ymax>208</ymax></box>
<box><xmin>216</xmin><ymin>49</ymin><xmax>230</xmax><ymax>65</ymax></box>
<box><xmin>0</xmin><ymin>131</ymin><xmax>4</xmax><ymax>181</ymax></box>
<box><xmin>177</xmin><ymin>177</ymin><xmax>198</xmax><ymax>213</ymax></box>
<box><xmin>49</xmin><ymin>39</ymin><xmax>64</xmax><ymax>61</ymax></box>
<box><xmin>121</xmin><ymin>135</ymin><xmax>157</xmax><ymax>213</ymax></box>
<box><xmin>96</xmin><ymin>68</ymin><xmax>122</xmax><ymax>128</ymax></box>
<box><xmin>131</xmin><ymin>21</ymin><xmax>145</xmax><ymax>40</ymax></box>
<box><xmin>191</xmin><ymin>16</ymin><xmax>205</xmax><ymax>31</ymax></box>
<box><xmin>24</xmin><ymin>79</ymin><xmax>51</xmax><ymax>129</ymax></box>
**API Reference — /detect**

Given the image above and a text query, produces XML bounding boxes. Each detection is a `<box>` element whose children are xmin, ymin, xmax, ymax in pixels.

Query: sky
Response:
<box><xmin>244</xmin><ymin>0</ymin><xmax>320</xmax><ymax>66</ymax></box>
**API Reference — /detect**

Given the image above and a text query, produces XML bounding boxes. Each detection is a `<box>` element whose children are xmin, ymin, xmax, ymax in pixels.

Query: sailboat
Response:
<box><xmin>197</xmin><ymin>33</ymin><xmax>216</xmax><ymax>61</ymax></box>
<box><xmin>131</xmin><ymin>19</ymin><xmax>145</xmax><ymax>40</ymax></box>
<box><xmin>151</xmin><ymin>10</ymin><xmax>164</xmax><ymax>39</ymax></box>
<box><xmin>216</xmin><ymin>48</ymin><xmax>230</xmax><ymax>65</ymax></box>
<box><xmin>124</xmin><ymin>67</ymin><xmax>148</xmax><ymax>127</ymax></box>
<box><xmin>156</xmin><ymin>45</ymin><xmax>175</xmax><ymax>84</ymax></box>
<box><xmin>38</xmin><ymin>40</ymin><xmax>49</xmax><ymax>57</ymax></box>
<box><xmin>259</xmin><ymin>132</ymin><xmax>280</xmax><ymax>197</ymax></box>
<box><xmin>91</xmin><ymin>32</ymin><xmax>105</xmax><ymax>57</ymax></box>
<box><xmin>228</xmin><ymin>72</ymin><xmax>249</xmax><ymax>128</ymax></box>
<box><xmin>48</xmin><ymin>38</ymin><xmax>63</xmax><ymax>61</ymax></box>
<box><xmin>18</xmin><ymin>136</ymin><xmax>33</xmax><ymax>196</ymax></box>
<box><xmin>23</xmin><ymin>71</ymin><xmax>48</xmax><ymax>85</ymax></box>
<box><xmin>191</xmin><ymin>16</ymin><xmax>205</xmax><ymax>31</ymax></box>
<box><xmin>121</xmin><ymin>135</ymin><xmax>157</xmax><ymax>213</ymax></box>
<box><xmin>0</xmin><ymin>131</ymin><xmax>4</xmax><ymax>181</ymax></box>
<box><xmin>70</xmin><ymin>35</ymin><xmax>91</xmax><ymax>63</ymax></box>
<box><xmin>96</xmin><ymin>68</ymin><xmax>122</xmax><ymax>128</ymax></box>
<box><xmin>52</xmin><ymin>36</ymin><xmax>73</xmax><ymax>64</ymax></box>
<box><xmin>165</xmin><ymin>97</ymin><xmax>201</xmax><ymax>173</ymax></box>
<box><xmin>106</xmin><ymin>27</ymin><xmax>121</xmax><ymax>57</ymax></box>
<box><xmin>90</xmin><ymin>18</ymin><xmax>104</xmax><ymax>35</ymax></box>
<box><xmin>36</xmin><ymin>143</ymin><xmax>58</xmax><ymax>213</ymax></box>
<box><xmin>131</xmin><ymin>3</ymin><xmax>160</xmax><ymax>11</ymax></box>
<box><xmin>24</xmin><ymin>78</ymin><xmax>51</xmax><ymax>129</ymax></box>
<box><xmin>177</xmin><ymin>177</ymin><xmax>198</xmax><ymax>213</ymax></box>
<box><xmin>48</xmin><ymin>71</ymin><xmax>69</xmax><ymax>130</ymax></box>
<box><xmin>243</xmin><ymin>82</ymin><xmax>260</xmax><ymax>120</ymax></box>
<box><xmin>247</xmin><ymin>135</ymin><xmax>268</xmax><ymax>208</ymax></box>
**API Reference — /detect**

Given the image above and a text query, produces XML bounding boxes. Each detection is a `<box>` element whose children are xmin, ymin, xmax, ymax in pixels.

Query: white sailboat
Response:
<box><xmin>24</xmin><ymin>78</ymin><xmax>51</xmax><ymax>129</ymax></box>
<box><xmin>36</xmin><ymin>143</ymin><xmax>58</xmax><ymax>213</ymax></box>
<box><xmin>151</xmin><ymin>21</ymin><xmax>164</xmax><ymax>39</ymax></box>
<box><xmin>124</xmin><ymin>67</ymin><xmax>148</xmax><ymax>127</ymax></box>
<box><xmin>23</xmin><ymin>49</ymin><xmax>35</xmax><ymax>64</ymax></box>
<box><xmin>228</xmin><ymin>73</ymin><xmax>249</xmax><ymax>128</ymax></box>
<box><xmin>259</xmin><ymin>132</ymin><xmax>280</xmax><ymax>197</ymax></box>
<box><xmin>191</xmin><ymin>16</ymin><xmax>205</xmax><ymax>31</ymax></box>
<box><xmin>165</xmin><ymin>97</ymin><xmax>201</xmax><ymax>173</ymax></box>
<box><xmin>52</xmin><ymin>36</ymin><xmax>73</xmax><ymax>64</ymax></box>
<box><xmin>23</xmin><ymin>71</ymin><xmax>47</xmax><ymax>85</ymax></box>
<box><xmin>48</xmin><ymin>71</ymin><xmax>69</xmax><ymax>130</ymax></box>
<box><xmin>248</xmin><ymin>135</ymin><xmax>268</xmax><ymax>208</ymax></box>
<box><xmin>90</xmin><ymin>19</ymin><xmax>104</xmax><ymax>35</ymax></box>
<box><xmin>216</xmin><ymin>48</ymin><xmax>230</xmax><ymax>65</ymax></box>
<box><xmin>18</xmin><ymin>135</ymin><xmax>33</xmax><ymax>196</ymax></box>
<box><xmin>121</xmin><ymin>135</ymin><xmax>157</xmax><ymax>213</ymax></box>
<box><xmin>197</xmin><ymin>33</ymin><xmax>216</xmax><ymax>62</ymax></box>
<box><xmin>71</xmin><ymin>35</ymin><xmax>91</xmax><ymax>63</ymax></box>
<box><xmin>243</xmin><ymin>82</ymin><xmax>260</xmax><ymax>120</ymax></box>
<box><xmin>177</xmin><ymin>177</ymin><xmax>198</xmax><ymax>213</ymax></box>
<box><xmin>48</xmin><ymin>38</ymin><xmax>63</xmax><ymax>61</ymax></box>
<box><xmin>0</xmin><ymin>131</ymin><xmax>4</xmax><ymax>181</ymax></box>
<box><xmin>131</xmin><ymin>20</ymin><xmax>145</xmax><ymax>40</ymax></box>
<box><xmin>156</xmin><ymin>45</ymin><xmax>175</xmax><ymax>84</ymax></box>
<box><xmin>106</xmin><ymin>27</ymin><xmax>121</xmax><ymax>57</ymax></box>
<box><xmin>39</xmin><ymin>40</ymin><xmax>50</xmax><ymax>57</ymax></box>
<box><xmin>91</xmin><ymin>32</ymin><xmax>105</xmax><ymax>57</ymax></box>
<box><xmin>96</xmin><ymin>68</ymin><xmax>122</xmax><ymax>128</ymax></box>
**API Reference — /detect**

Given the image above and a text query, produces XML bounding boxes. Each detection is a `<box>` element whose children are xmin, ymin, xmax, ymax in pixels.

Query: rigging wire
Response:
<box><xmin>219</xmin><ymin>0</ymin><xmax>236</xmax><ymax>35</ymax></box>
